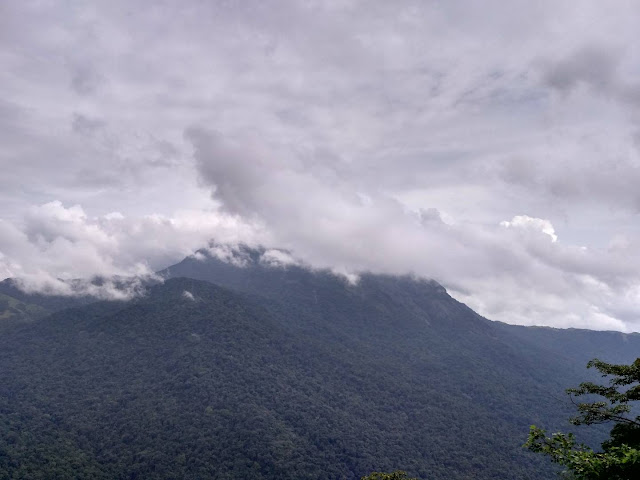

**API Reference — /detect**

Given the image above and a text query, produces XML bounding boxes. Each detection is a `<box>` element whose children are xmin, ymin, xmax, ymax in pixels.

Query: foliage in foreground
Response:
<box><xmin>361</xmin><ymin>471</ymin><xmax>419</xmax><ymax>480</ymax></box>
<box><xmin>525</xmin><ymin>358</ymin><xmax>640</xmax><ymax>479</ymax></box>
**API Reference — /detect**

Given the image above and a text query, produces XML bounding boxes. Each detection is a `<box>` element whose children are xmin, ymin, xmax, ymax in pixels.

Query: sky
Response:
<box><xmin>2</xmin><ymin>0</ymin><xmax>640</xmax><ymax>332</ymax></box>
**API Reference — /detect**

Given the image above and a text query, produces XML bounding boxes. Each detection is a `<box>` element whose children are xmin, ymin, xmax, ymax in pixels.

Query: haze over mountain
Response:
<box><xmin>1</xmin><ymin>248</ymin><xmax>639</xmax><ymax>479</ymax></box>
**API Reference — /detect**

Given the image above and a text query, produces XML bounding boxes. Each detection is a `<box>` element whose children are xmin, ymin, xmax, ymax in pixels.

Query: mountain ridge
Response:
<box><xmin>0</xmin><ymin>248</ymin><xmax>638</xmax><ymax>478</ymax></box>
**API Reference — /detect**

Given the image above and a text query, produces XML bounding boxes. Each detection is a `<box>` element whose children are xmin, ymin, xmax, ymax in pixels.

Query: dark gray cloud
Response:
<box><xmin>2</xmin><ymin>0</ymin><xmax>640</xmax><ymax>330</ymax></box>
<box><xmin>540</xmin><ymin>44</ymin><xmax>640</xmax><ymax>113</ymax></box>
<box><xmin>70</xmin><ymin>64</ymin><xmax>104</xmax><ymax>96</ymax></box>
<box><xmin>541</xmin><ymin>45</ymin><xmax>620</xmax><ymax>93</ymax></box>
<box><xmin>72</xmin><ymin>113</ymin><xmax>106</xmax><ymax>135</ymax></box>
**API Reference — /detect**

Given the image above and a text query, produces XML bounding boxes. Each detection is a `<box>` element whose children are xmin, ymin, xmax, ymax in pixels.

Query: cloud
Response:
<box><xmin>2</xmin><ymin>1</ymin><xmax>640</xmax><ymax>330</ymax></box>
<box><xmin>501</xmin><ymin>215</ymin><xmax>557</xmax><ymax>242</ymax></box>
<box><xmin>70</xmin><ymin>63</ymin><xmax>104</xmax><ymax>96</ymax></box>
<box><xmin>260</xmin><ymin>249</ymin><xmax>297</xmax><ymax>268</ymax></box>
<box><xmin>72</xmin><ymin>113</ymin><xmax>106</xmax><ymax>136</ymax></box>
<box><xmin>540</xmin><ymin>44</ymin><xmax>640</xmax><ymax>108</ymax></box>
<box><xmin>10</xmin><ymin>274</ymin><xmax>151</xmax><ymax>301</ymax></box>
<box><xmin>541</xmin><ymin>45</ymin><xmax>621</xmax><ymax>94</ymax></box>
<box><xmin>187</xmin><ymin>127</ymin><xmax>640</xmax><ymax>331</ymax></box>
<box><xmin>0</xmin><ymin>201</ymin><xmax>260</xmax><ymax>297</ymax></box>
<box><xmin>182</xmin><ymin>290</ymin><xmax>195</xmax><ymax>301</ymax></box>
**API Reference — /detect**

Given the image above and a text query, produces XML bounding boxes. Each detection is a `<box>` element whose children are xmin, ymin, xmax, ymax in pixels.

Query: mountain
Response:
<box><xmin>0</xmin><ymin>278</ymin><xmax>92</xmax><ymax>328</ymax></box>
<box><xmin>0</xmin><ymin>290</ymin><xmax>49</xmax><ymax>327</ymax></box>
<box><xmin>0</xmin><ymin>247</ymin><xmax>638</xmax><ymax>479</ymax></box>
<box><xmin>162</xmin><ymin>246</ymin><xmax>640</xmax><ymax>380</ymax></box>
<box><xmin>494</xmin><ymin>321</ymin><xmax>640</xmax><ymax>367</ymax></box>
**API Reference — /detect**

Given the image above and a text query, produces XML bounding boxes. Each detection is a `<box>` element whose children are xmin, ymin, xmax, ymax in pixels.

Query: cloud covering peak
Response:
<box><xmin>2</xmin><ymin>0</ymin><xmax>640</xmax><ymax>331</ymax></box>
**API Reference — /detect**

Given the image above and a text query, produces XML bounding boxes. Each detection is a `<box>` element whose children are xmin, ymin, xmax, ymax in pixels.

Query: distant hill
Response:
<box><xmin>494</xmin><ymin>321</ymin><xmax>640</xmax><ymax>366</ymax></box>
<box><xmin>0</xmin><ymin>247</ymin><xmax>637</xmax><ymax>479</ymax></box>
<box><xmin>0</xmin><ymin>290</ymin><xmax>49</xmax><ymax>327</ymax></box>
<box><xmin>0</xmin><ymin>278</ymin><xmax>92</xmax><ymax>326</ymax></box>
<box><xmin>0</xmin><ymin>275</ymin><xmax>147</xmax><ymax>327</ymax></box>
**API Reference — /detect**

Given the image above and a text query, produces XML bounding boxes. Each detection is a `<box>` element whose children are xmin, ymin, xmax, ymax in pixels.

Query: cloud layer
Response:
<box><xmin>0</xmin><ymin>201</ymin><xmax>259</xmax><ymax>296</ymax></box>
<box><xmin>2</xmin><ymin>1</ymin><xmax>640</xmax><ymax>330</ymax></box>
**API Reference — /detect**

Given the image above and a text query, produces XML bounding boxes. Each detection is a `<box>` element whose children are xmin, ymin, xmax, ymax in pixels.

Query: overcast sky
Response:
<box><xmin>2</xmin><ymin>0</ymin><xmax>640</xmax><ymax>331</ymax></box>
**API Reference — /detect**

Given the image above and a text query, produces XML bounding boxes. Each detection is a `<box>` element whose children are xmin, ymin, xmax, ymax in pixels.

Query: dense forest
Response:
<box><xmin>0</xmin><ymin>248</ymin><xmax>639</xmax><ymax>479</ymax></box>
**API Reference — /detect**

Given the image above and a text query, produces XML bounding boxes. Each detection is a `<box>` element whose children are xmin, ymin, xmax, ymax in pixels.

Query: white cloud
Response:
<box><xmin>260</xmin><ymin>249</ymin><xmax>297</xmax><ymax>268</ymax></box>
<box><xmin>2</xmin><ymin>1</ymin><xmax>640</xmax><ymax>330</ymax></box>
<box><xmin>500</xmin><ymin>215</ymin><xmax>558</xmax><ymax>242</ymax></box>
<box><xmin>188</xmin><ymin>126</ymin><xmax>640</xmax><ymax>332</ymax></box>
<box><xmin>0</xmin><ymin>201</ymin><xmax>260</xmax><ymax>296</ymax></box>
<box><xmin>182</xmin><ymin>290</ymin><xmax>195</xmax><ymax>301</ymax></box>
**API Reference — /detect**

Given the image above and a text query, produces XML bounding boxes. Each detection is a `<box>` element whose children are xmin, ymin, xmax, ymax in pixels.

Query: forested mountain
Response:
<box><xmin>494</xmin><ymin>322</ymin><xmax>640</xmax><ymax>367</ymax></box>
<box><xmin>162</xmin><ymin>246</ymin><xmax>640</xmax><ymax>384</ymax></box>
<box><xmin>0</xmin><ymin>291</ymin><xmax>48</xmax><ymax>327</ymax></box>
<box><xmin>0</xmin><ymin>278</ymin><xmax>91</xmax><ymax>328</ymax></box>
<box><xmin>0</xmin><ymin>247</ymin><xmax>638</xmax><ymax>479</ymax></box>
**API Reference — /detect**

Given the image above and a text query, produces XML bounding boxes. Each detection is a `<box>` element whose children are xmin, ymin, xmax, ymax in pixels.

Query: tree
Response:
<box><xmin>525</xmin><ymin>358</ymin><xmax>640</xmax><ymax>479</ymax></box>
<box><xmin>361</xmin><ymin>472</ymin><xmax>419</xmax><ymax>480</ymax></box>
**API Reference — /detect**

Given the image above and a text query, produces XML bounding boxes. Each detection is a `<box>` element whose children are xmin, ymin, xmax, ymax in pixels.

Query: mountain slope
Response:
<box><xmin>494</xmin><ymin>322</ymin><xmax>640</xmax><ymax>366</ymax></box>
<box><xmin>0</xmin><ymin>291</ymin><xmax>48</xmax><ymax>326</ymax></box>
<box><xmin>162</xmin><ymin>247</ymin><xmax>640</xmax><ymax>373</ymax></box>
<box><xmin>0</xmin><ymin>278</ymin><xmax>91</xmax><ymax>326</ymax></box>
<box><xmin>0</xmin><ymin>249</ymin><xmax>638</xmax><ymax>479</ymax></box>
